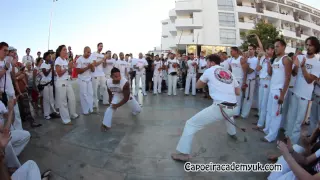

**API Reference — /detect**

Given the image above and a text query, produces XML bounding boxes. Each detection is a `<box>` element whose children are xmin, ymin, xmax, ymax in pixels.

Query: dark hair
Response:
<box><xmin>222</xmin><ymin>52</ymin><xmax>227</xmax><ymax>55</ymax></box>
<box><xmin>248</xmin><ymin>44</ymin><xmax>256</xmax><ymax>50</ymax></box>
<box><xmin>288</xmin><ymin>52</ymin><xmax>295</xmax><ymax>58</ymax></box>
<box><xmin>26</xmin><ymin>48</ymin><xmax>30</xmax><ymax>52</ymax></box>
<box><xmin>275</xmin><ymin>39</ymin><xmax>287</xmax><ymax>47</ymax></box>
<box><xmin>231</xmin><ymin>47</ymin><xmax>239</xmax><ymax>52</ymax></box>
<box><xmin>305</xmin><ymin>36</ymin><xmax>320</xmax><ymax>54</ymax></box>
<box><xmin>112</xmin><ymin>53</ymin><xmax>118</xmax><ymax>59</ymax></box>
<box><xmin>97</xmin><ymin>42</ymin><xmax>103</xmax><ymax>47</ymax></box>
<box><xmin>125</xmin><ymin>54</ymin><xmax>130</xmax><ymax>56</ymax></box>
<box><xmin>55</xmin><ymin>45</ymin><xmax>66</xmax><ymax>59</ymax></box>
<box><xmin>36</xmin><ymin>58</ymin><xmax>42</xmax><ymax>66</ymax></box>
<box><xmin>189</xmin><ymin>53</ymin><xmax>194</xmax><ymax>56</ymax></box>
<box><xmin>43</xmin><ymin>52</ymin><xmax>51</xmax><ymax>60</ymax></box>
<box><xmin>111</xmin><ymin>67</ymin><xmax>120</xmax><ymax>75</ymax></box>
<box><xmin>0</xmin><ymin>42</ymin><xmax>9</xmax><ymax>50</ymax></box>
<box><xmin>266</xmin><ymin>44</ymin><xmax>275</xmax><ymax>50</ymax></box>
<box><xmin>207</xmin><ymin>54</ymin><xmax>221</xmax><ymax>65</ymax></box>
<box><xmin>106</xmin><ymin>50</ymin><xmax>111</xmax><ymax>54</ymax></box>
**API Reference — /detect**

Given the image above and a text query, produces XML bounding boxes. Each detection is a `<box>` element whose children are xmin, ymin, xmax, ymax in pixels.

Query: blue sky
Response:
<box><xmin>0</xmin><ymin>0</ymin><xmax>318</xmax><ymax>59</ymax></box>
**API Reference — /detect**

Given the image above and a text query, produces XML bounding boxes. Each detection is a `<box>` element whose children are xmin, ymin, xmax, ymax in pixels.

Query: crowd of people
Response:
<box><xmin>0</xmin><ymin>34</ymin><xmax>320</xmax><ymax>179</ymax></box>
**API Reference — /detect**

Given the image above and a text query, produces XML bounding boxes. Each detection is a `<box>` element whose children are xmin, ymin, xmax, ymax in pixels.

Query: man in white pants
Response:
<box><xmin>103</xmin><ymin>50</ymin><xmax>115</xmax><ymax>105</ymax></box>
<box><xmin>241</xmin><ymin>44</ymin><xmax>258</xmax><ymax>118</ymax></box>
<box><xmin>229</xmin><ymin>47</ymin><xmax>248</xmax><ymax>117</ymax></box>
<box><xmin>132</xmin><ymin>53</ymin><xmax>148</xmax><ymax>96</ymax></box>
<box><xmin>171</xmin><ymin>54</ymin><xmax>239</xmax><ymax>161</ymax></box>
<box><xmin>152</xmin><ymin>55</ymin><xmax>163</xmax><ymax>95</ymax></box>
<box><xmin>286</xmin><ymin>36</ymin><xmax>320</xmax><ymax>144</ymax></box>
<box><xmin>101</xmin><ymin>68</ymin><xmax>141</xmax><ymax>131</ymax></box>
<box><xmin>115</xmin><ymin>52</ymin><xmax>128</xmax><ymax>79</ymax></box>
<box><xmin>261</xmin><ymin>39</ymin><xmax>292</xmax><ymax>143</ymax></box>
<box><xmin>185</xmin><ymin>53</ymin><xmax>198</xmax><ymax>96</ymax></box>
<box><xmin>91</xmin><ymin>43</ymin><xmax>108</xmax><ymax>112</ymax></box>
<box><xmin>76</xmin><ymin>47</ymin><xmax>95</xmax><ymax>115</ymax></box>
<box><xmin>166</xmin><ymin>53</ymin><xmax>179</xmax><ymax>96</ymax></box>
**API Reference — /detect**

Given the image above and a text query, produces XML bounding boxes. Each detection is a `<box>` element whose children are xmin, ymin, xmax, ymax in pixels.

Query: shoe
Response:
<box><xmin>185</xmin><ymin>94</ymin><xmax>189</xmax><ymax>96</ymax></box>
<box><xmin>83</xmin><ymin>113</ymin><xmax>90</xmax><ymax>116</ymax></box>
<box><xmin>228</xmin><ymin>134</ymin><xmax>238</xmax><ymax>141</ymax></box>
<box><xmin>63</xmin><ymin>122</ymin><xmax>73</xmax><ymax>125</ymax></box>
<box><xmin>71</xmin><ymin>114</ymin><xmax>79</xmax><ymax>119</ymax></box>
<box><xmin>50</xmin><ymin>112</ymin><xmax>60</xmax><ymax>119</ymax></box>
<box><xmin>44</xmin><ymin>116</ymin><xmax>52</xmax><ymax>120</ymax></box>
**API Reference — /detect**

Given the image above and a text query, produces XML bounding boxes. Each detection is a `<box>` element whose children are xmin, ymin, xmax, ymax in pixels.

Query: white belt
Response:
<box><xmin>260</xmin><ymin>77</ymin><xmax>271</xmax><ymax>80</ymax></box>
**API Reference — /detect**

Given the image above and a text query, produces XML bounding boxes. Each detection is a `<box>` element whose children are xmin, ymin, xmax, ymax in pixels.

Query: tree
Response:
<box><xmin>240</xmin><ymin>20</ymin><xmax>284</xmax><ymax>51</ymax></box>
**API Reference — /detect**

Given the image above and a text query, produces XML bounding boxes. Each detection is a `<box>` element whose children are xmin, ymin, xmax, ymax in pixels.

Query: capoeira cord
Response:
<box><xmin>219</xmin><ymin>105</ymin><xmax>248</xmax><ymax>142</ymax></box>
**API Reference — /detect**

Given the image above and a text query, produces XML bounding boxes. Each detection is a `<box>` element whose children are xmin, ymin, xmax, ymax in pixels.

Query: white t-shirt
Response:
<box><xmin>132</xmin><ymin>58</ymin><xmax>148</xmax><ymax>74</ymax></box>
<box><xmin>39</xmin><ymin>63</ymin><xmax>52</xmax><ymax>83</ymax></box>
<box><xmin>198</xmin><ymin>58</ymin><xmax>207</xmax><ymax>73</ymax></box>
<box><xmin>90</xmin><ymin>52</ymin><xmax>105</xmax><ymax>77</ymax></box>
<box><xmin>54</xmin><ymin>57</ymin><xmax>69</xmax><ymax>80</ymax></box>
<box><xmin>247</xmin><ymin>56</ymin><xmax>258</xmax><ymax>80</ymax></box>
<box><xmin>115</xmin><ymin>60</ymin><xmax>128</xmax><ymax>77</ymax></box>
<box><xmin>125</xmin><ymin>60</ymin><xmax>131</xmax><ymax>73</ymax></box>
<box><xmin>259</xmin><ymin>57</ymin><xmax>270</xmax><ymax>79</ymax></box>
<box><xmin>187</xmin><ymin>59</ymin><xmax>198</xmax><ymax>74</ymax></box>
<box><xmin>104</xmin><ymin>58</ymin><xmax>115</xmax><ymax>76</ymax></box>
<box><xmin>166</xmin><ymin>59</ymin><xmax>179</xmax><ymax>74</ymax></box>
<box><xmin>292</xmin><ymin>55</ymin><xmax>320</xmax><ymax>100</ymax></box>
<box><xmin>22</xmin><ymin>55</ymin><xmax>34</xmax><ymax>65</ymax></box>
<box><xmin>76</xmin><ymin>56</ymin><xmax>93</xmax><ymax>81</ymax></box>
<box><xmin>220</xmin><ymin>59</ymin><xmax>230</xmax><ymax>70</ymax></box>
<box><xmin>0</xmin><ymin>58</ymin><xmax>14</xmax><ymax>97</ymax></box>
<box><xmin>153</xmin><ymin>60</ymin><xmax>163</xmax><ymax>76</ymax></box>
<box><xmin>107</xmin><ymin>78</ymin><xmax>127</xmax><ymax>104</ymax></box>
<box><xmin>200</xmin><ymin>65</ymin><xmax>239</xmax><ymax>104</ymax></box>
<box><xmin>0</xmin><ymin>100</ymin><xmax>7</xmax><ymax>126</ymax></box>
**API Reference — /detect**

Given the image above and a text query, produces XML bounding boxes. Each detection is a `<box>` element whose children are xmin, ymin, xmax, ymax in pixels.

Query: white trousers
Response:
<box><xmin>135</xmin><ymin>73</ymin><xmax>146</xmax><ymax>96</ymax></box>
<box><xmin>176</xmin><ymin>103</ymin><xmax>236</xmax><ymax>154</ymax></box>
<box><xmin>55</xmin><ymin>80</ymin><xmax>77</xmax><ymax>124</ymax></box>
<box><xmin>12</xmin><ymin>160</ymin><xmax>41</xmax><ymax>180</ymax></box>
<box><xmin>153</xmin><ymin>74</ymin><xmax>162</xmax><ymax>94</ymax></box>
<box><xmin>78</xmin><ymin>79</ymin><xmax>93</xmax><ymax>114</ymax></box>
<box><xmin>168</xmin><ymin>74</ymin><xmax>178</xmax><ymax>96</ymax></box>
<box><xmin>102</xmin><ymin>95</ymin><xmax>141</xmax><ymax>128</ymax></box>
<box><xmin>268</xmin><ymin>144</ymin><xmax>304</xmax><ymax>180</ymax></box>
<box><xmin>11</xmin><ymin>102</ymin><xmax>23</xmax><ymax>131</ymax></box>
<box><xmin>43</xmin><ymin>85</ymin><xmax>57</xmax><ymax>117</ymax></box>
<box><xmin>235</xmin><ymin>79</ymin><xmax>243</xmax><ymax>116</ymax></box>
<box><xmin>185</xmin><ymin>73</ymin><xmax>196</xmax><ymax>95</ymax></box>
<box><xmin>241</xmin><ymin>79</ymin><xmax>256</xmax><ymax>118</ymax></box>
<box><xmin>257</xmin><ymin>80</ymin><xmax>270</xmax><ymax>128</ymax></box>
<box><xmin>263</xmin><ymin>89</ymin><xmax>283</xmax><ymax>142</ymax></box>
<box><xmin>286</xmin><ymin>93</ymin><xmax>309</xmax><ymax>144</ymax></box>
<box><xmin>280</xmin><ymin>89</ymin><xmax>293</xmax><ymax>130</ymax></box>
<box><xmin>252</xmin><ymin>78</ymin><xmax>260</xmax><ymax>110</ymax></box>
<box><xmin>309</xmin><ymin>94</ymin><xmax>320</xmax><ymax>136</ymax></box>
<box><xmin>92</xmin><ymin>76</ymin><xmax>109</xmax><ymax>107</ymax></box>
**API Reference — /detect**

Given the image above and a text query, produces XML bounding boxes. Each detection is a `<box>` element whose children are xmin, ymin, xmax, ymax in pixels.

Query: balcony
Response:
<box><xmin>168</xmin><ymin>23</ymin><xmax>177</xmax><ymax>33</ymax></box>
<box><xmin>238</xmin><ymin>21</ymin><xmax>255</xmax><ymax>30</ymax></box>
<box><xmin>301</xmin><ymin>34</ymin><xmax>310</xmax><ymax>40</ymax></box>
<box><xmin>169</xmin><ymin>9</ymin><xmax>177</xmax><ymax>18</ymax></box>
<box><xmin>264</xmin><ymin>10</ymin><xmax>280</xmax><ymax>19</ymax></box>
<box><xmin>175</xmin><ymin>18</ymin><xmax>203</xmax><ymax>29</ymax></box>
<box><xmin>300</xmin><ymin>19</ymin><xmax>319</xmax><ymax>31</ymax></box>
<box><xmin>237</xmin><ymin>5</ymin><xmax>257</xmax><ymax>14</ymax></box>
<box><xmin>282</xmin><ymin>29</ymin><xmax>297</xmax><ymax>39</ymax></box>
<box><xmin>175</xmin><ymin>35</ymin><xmax>194</xmax><ymax>45</ymax></box>
<box><xmin>175</xmin><ymin>0</ymin><xmax>202</xmax><ymax>12</ymax></box>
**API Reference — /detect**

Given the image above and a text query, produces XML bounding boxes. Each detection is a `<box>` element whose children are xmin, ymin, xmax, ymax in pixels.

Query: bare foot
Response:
<box><xmin>171</xmin><ymin>153</ymin><xmax>191</xmax><ymax>162</ymax></box>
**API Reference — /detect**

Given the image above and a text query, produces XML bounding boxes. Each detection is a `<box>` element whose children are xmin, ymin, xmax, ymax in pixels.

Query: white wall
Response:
<box><xmin>202</xmin><ymin>0</ymin><xmax>220</xmax><ymax>46</ymax></box>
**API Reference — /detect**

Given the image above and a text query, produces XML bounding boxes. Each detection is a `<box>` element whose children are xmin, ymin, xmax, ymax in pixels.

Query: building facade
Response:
<box><xmin>161</xmin><ymin>0</ymin><xmax>320</xmax><ymax>55</ymax></box>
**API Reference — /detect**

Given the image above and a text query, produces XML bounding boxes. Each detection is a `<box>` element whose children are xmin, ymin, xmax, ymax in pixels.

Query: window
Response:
<box><xmin>217</xmin><ymin>0</ymin><xmax>234</xmax><ymax>11</ymax></box>
<box><xmin>220</xmin><ymin>29</ymin><xmax>236</xmax><ymax>44</ymax></box>
<box><xmin>219</xmin><ymin>13</ymin><xmax>235</xmax><ymax>27</ymax></box>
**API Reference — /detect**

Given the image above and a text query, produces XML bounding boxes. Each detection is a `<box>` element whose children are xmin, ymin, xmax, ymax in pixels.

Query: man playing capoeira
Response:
<box><xmin>101</xmin><ymin>67</ymin><xmax>141</xmax><ymax>131</ymax></box>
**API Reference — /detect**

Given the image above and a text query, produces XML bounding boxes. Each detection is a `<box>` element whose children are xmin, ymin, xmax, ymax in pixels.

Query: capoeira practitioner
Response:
<box><xmin>286</xmin><ymin>36</ymin><xmax>320</xmax><ymax>144</ymax></box>
<box><xmin>91</xmin><ymin>43</ymin><xmax>108</xmax><ymax>112</ymax></box>
<box><xmin>115</xmin><ymin>52</ymin><xmax>128</xmax><ymax>80</ymax></box>
<box><xmin>102</xmin><ymin>50</ymin><xmax>115</xmax><ymax>105</ymax></box>
<box><xmin>125</xmin><ymin>54</ymin><xmax>132</xmax><ymax>89</ymax></box>
<box><xmin>261</xmin><ymin>39</ymin><xmax>292</xmax><ymax>143</ymax></box>
<box><xmin>171</xmin><ymin>54</ymin><xmax>239</xmax><ymax>161</ymax></box>
<box><xmin>166</xmin><ymin>52</ymin><xmax>180</xmax><ymax>96</ymax></box>
<box><xmin>185</xmin><ymin>53</ymin><xmax>198</xmax><ymax>96</ymax></box>
<box><xmin>101</xmin><ymin>68</ymin><xmax>141</xmax><ymax>131</ymax></box>
<box><xmin>76</xmin><ymin>47</ymin><xmax>95</xmax><ymax>115</ymax></box>
<box><xmin>309</xmin><ymin>79</ymin><xmax>320</xmax><ymax>136</ymax></box>
<box><xmin>241</xmin><ymin>44</ymin><xmax>258</xmax><ymax>118</ymax></box>
<box><xmin>132</xmin><ymin>53</ymin><xmax>148</xmax><ymax>96</ymax></box>
<box><xmin>197</xmin><ymin>51</ymin><xmax>207</xmax><ymax>94</ymax></box>
<box><xmin>229</xmin><ymin>47</ymin><xmax>248</xmax><ymax>117</ymax></box>
<box><xmin>55</xmin><ymin>45</ymin><xmax>79</xmax><ymax>125</ymax></box>
<box><xmin>219</xmin><ymin>52</ymin><xmax>230</xmax><ymax>70</ymax></box>
<box><xmin>152</xmin><ymin>55</ymin><xmax>164</xmax><ymax>95</ymax></box>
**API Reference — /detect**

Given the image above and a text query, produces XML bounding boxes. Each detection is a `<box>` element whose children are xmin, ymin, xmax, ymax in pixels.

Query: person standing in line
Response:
<box><xmin>196</xmin><ymin>51</ymin><xmax>207</xmax><ymax>92</ymax></box>
<box><xmin>112</xmin><ymin>53</ymin><xmax>118</xmax><ymax>61</ymax></box>
<box><xmin>219</xmin><ymin>52</ymin><xmax>230</xmax><ymax>70</ymax></box>
<box><xmin>152</xmin><ymin>55</ymin><xmax>164</xmax><ymax>95</ymax></box>
<box><xmin>241</xmin><ymin>44</ymin><xmax>258</xmax><ymax>118</ymax></box>
<box><xmin>162</xmin><ymin>55</ymin><xmax>169</xmax><ymax>92</ymax></box>
<box><xmin>185</xmin><ymin>53</ymin><xmax>198</xmax><ymax>96</ymax></box>
<box><xmin>286</xmin><ymin>37</ymin><xmax>320</xmax><ymax>144</ymax></box>
<box><xmin>132</xmin><ymin>53</ymin><xmax>148</xmax><ymax>96</ymax></box>
<box><xmin>261</xmin><ymin>39</ymin><xmax>292</xmax><ymax>143</ymax></box>
<box><xmin>145</xmin><ymin>54</ymin><xmax>153</xmax><ymax>93</ymax></box>
<box><xmin>76</xmin><ymin>47</ymin><xmax>95</xmax><ymax>116</ymax></box>
<box><xmin>179</xmin><ymin>54</ymin><xmax>188</xmax><ymax>90</ymax></box>
<box><xmin>22</xmin><ymin>48</ymin><xmax>34</xmax><ymax>67</ymax></box>
<box><xmin>128</xmin><ymin>53</ymin><xmax>136</xmax><ymax>90</ymax></box>
<box><xmin>54</xmin><ymin>45</ymin><xmax>79</xmax><ymax>125</ymax></box>
<box><xmin>102</xmin><ymin>50</ymin><xmax>115</xmax><ymax>105</ymax></box>
<box><xmin>229</xmin><ymin>47</ymin><xmax>248</xmax><ymax>118</ymax></box>
<box><xmin>115</xmin><ymin>52</ymin><xmax>128</xmax><ymax>80</ymax></box>
<box><xmin>36</xmin><ymin>51</ymin><xmax>41</xmax><ymax>60</ymax></box>
<box><xmin>166</xmin><ymin>52</ymin><xmax>180</xmax><ymax>96</ymax></box>
<box><xmin>124</xmin><ymin>54</ymin><xmax>131</xmax><ymax>81</ymax></box>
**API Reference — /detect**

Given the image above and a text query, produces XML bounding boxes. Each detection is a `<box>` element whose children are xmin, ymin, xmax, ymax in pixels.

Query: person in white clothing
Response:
<box><xmin>101</xmin><ymin>68</ymin><xmax>141</xmax><ymax>131</ymax></box>
<box><xmin>115</xmin><ymin>52</ymin><xmax>128</xmax><ymax>79</ymax></box>
<box><xmin>229</xmin><ymin>47</ymin><xmax>249</xmax><ymax>117</ymax></box>
<box><xmin>286</xmin><ymin>36</ymin><xmax>320</xmax><ymax>144</ymax></box>
<box><xmin>55</xmin><ymin>45</ymin><xmax>79</xmax><ymax>125</ymax></box>
<box><xmin>171</xmin><ymin>54</ymin><xmax>239</xmax><ymax>162</ymax></box>
<box><xmin>22</xmin><ymin>48</ymin><xmax>34</xmax><ymax>67</ymax></box>
<box><xmin>261</xmin><ymin>39</ymin><xmax>292</xmax><ymax>143</ymax></box>
<box><xmin>125</xmin><ymin>54</ymin><xmax>132</xmax><ymax>88</ymax></box>
<box><xmin>91</xmin><ymin>43</ymin><xmax>109</xmax><ymax>111</ymax></box>
<box><xmin>166</xmin><ymin>53</ymin><xmax>180</xmax><ymax>96</ymax></box>
<box><xmin>152</xmin><ymin>55</ymin><xmax>164</xmax><ymax>95</ymax></box>
<box><xmin>103</xmin><ymin>50</ymin><xmax>115</xmax><ymax>80</ymax></box>
<box><xmin>185</xmin><ymin>53</ymin><xmax>198</xmax><ymax>96</ymax></box>
<box><xmin>76</xmin><ymin>47</ymin><xmax>95</xmax><ymax>115</ymax></box>
<box><xmin>197</xmin><ymin>51</ymin><xmax>207</xmax><ymax>93</ymax></box>
<box><xmin>241</xmin><ymin>44</ymin><xmax>258</xmax><ymax>118</ymax></box>
<box><xmin>219</xmin><ymin>52</ymin><xmax>230</xmax><ymax>70</ymax></box>
<box><xmin>132</xmin><ymin>53</ymin><xmax>148</xmax><ymax>96</ymax></box>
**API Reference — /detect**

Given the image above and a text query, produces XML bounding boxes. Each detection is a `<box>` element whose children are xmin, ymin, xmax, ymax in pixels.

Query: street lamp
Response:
<box><xmin>48</xmin><ymin>0</ymin><xmax>58</xmax><ymax>50</ymax></box>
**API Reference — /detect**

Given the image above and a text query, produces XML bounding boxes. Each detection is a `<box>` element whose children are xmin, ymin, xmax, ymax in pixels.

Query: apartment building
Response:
<box><xmin>161</xmin><ymin>0</ymin><xmax>320</xmax><ymax>55</ymax></box>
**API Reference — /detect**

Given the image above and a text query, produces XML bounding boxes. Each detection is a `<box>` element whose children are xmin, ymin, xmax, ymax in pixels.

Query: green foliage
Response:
<box><xmin>240</xmin><ymin>20</ymin><xmax>284</xmax><ymax>51</ymax></box>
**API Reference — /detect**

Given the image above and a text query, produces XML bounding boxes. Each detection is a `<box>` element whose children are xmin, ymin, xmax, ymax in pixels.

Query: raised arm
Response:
<box><xmin>254</xmin><ymin>34</ymin><xmax>264</xmax><ymax>52</ymax></box>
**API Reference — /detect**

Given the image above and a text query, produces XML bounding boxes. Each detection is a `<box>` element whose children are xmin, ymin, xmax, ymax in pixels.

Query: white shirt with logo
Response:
<box><xmin>22</xmin><ymin>55</ymin><xmax>34</xmax><ymax>65</ymax></box>
<box><xmin>90</xmin><ymin>52</ymin><xmax>105</xmax><ymax>77</ymax></box>
<box><xmin>200</xmin><ymin>65</ymin><xmax>239</xmax><ymax>104</ymax></box>
<box><xmin>76</xmin><ymin>56</ymin><xmax>93</xmax><ymax>81</ymax></box>
<box><xmin>292</xmin><ymin>55</ymin><xmax>320</xmax><ymax>100</ymax></box>
<box><xmin>39</xmin><ymin>63</ymin><xmax>52</xmax><ymax>83</ymax></box>
<box><xmin>247</xmin><ymin>56</ymin><xmax>258</xmax><ymax>80</ymax></box>
<box><xmin>104</xmin><ymin>59</ymin><xmax>115</xmax><ymax>76</ymax></box>
<box><xmin>198</xmin><ymin>58</ymin><xmax>207</xmax><ymax>73</ymax></box>
<box><xmin>54</xmin><ymin>57</ymin><xmax>69</xmax><ymax>81</ymax></box>
<box><xmin>230</xmin><ymin>56</ymin><xmax>243</xmax><ymax>80</ymax></box>
<box><xmin>115</xmin><ymin>60</ymin><xmax>128</xmax><ymax>77</ymax></box>
<box><xmin>153</xmin><ymin>60</ymin><xmax>163</xmax><ymax>76</ymax></box>
<box><xmin>132</xmin><ymin>58</ymin><xmax>148</xmax><ymax>74</ymax></box>
<box><xmin>166</xmin><ymin>59</ymin><xmax>179</xmax><ymax>74</ymax></box>
<box><xmin>220</xmin><ymin>59</ymin><xmax>230</xmax><ymax>70</ymax></box>
<box><xmin>107</xmin><ymin>78</ymin><xmax>127</xmax><ymax>104</ymax></box>
<box><xmin>187</xmin><ymin>59</ymin><xmax>198</xmax><ymax>74</ymax></box>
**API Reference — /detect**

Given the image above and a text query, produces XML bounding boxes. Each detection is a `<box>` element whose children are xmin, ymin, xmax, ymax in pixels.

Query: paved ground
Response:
<box><xmin>19</xmin><ymin>81</ymin><xmax>282</xmax><ymax>180</ymax></box>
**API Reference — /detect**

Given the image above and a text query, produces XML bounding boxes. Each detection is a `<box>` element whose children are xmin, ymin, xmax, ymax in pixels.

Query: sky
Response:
<box><xmin>0</xmin><ymin>0</ymin><xmax>318</xmax><ymax>59</ymax></box>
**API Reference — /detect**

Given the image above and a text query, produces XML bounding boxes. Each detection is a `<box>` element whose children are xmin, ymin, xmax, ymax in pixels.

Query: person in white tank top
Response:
<box><xmin>152</xmin><ymin>55</ymin><xmax>164</xmax><ymax>95</ymax></box>
<box><xmin>101</xmin><ymin>67</ymin><xmax>142</xmax><ymax>131</ymax></box>
<box><xmin>262</xmin><ymin>39</ymin><xmax>292</xmax><ymax>143</ymax></box>
<box><xmin>219</xmin><ymin>52</ymin><xmax>230</xmax><ymax>70</ymax></box>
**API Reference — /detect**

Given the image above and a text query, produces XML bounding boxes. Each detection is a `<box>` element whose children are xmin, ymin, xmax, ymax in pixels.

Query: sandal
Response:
<box><xmin>41</xmin><ymin>169</ymin><xmax>52</xmax><ymax>179</ymax></box>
